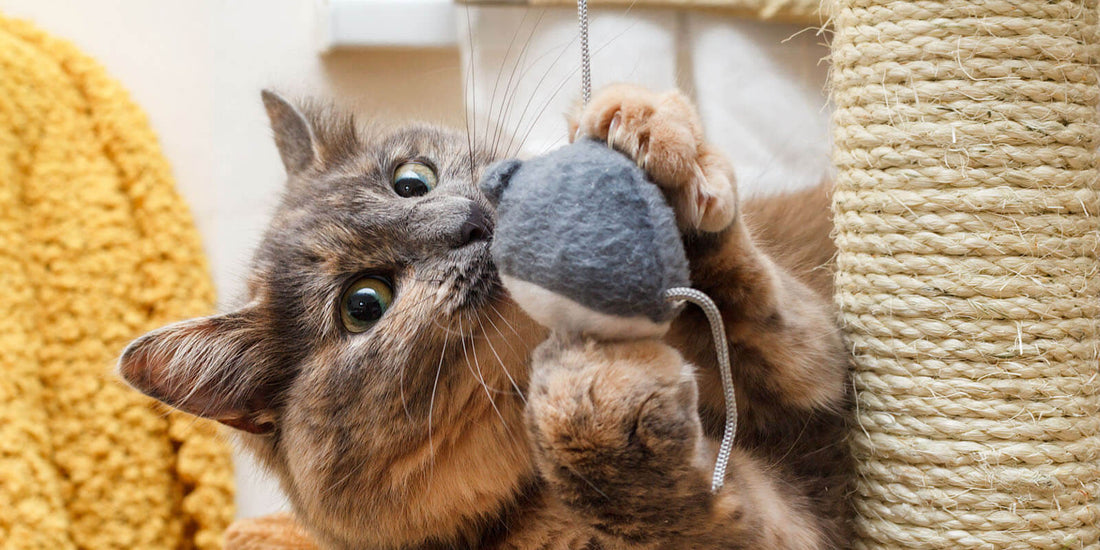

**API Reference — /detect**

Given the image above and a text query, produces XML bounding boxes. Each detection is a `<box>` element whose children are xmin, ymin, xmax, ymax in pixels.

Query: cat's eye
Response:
<box><xmin>340</xmin><ymin>276</ymin><xmax>394</xmax><ymax>333</ymax></box>
<box><xmin>392</xmin><ymin>161</ymin><xmax>437</xmax><ymax>197</ymax></box>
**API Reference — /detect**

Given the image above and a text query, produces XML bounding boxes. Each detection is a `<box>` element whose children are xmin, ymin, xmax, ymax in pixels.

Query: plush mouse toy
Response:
<box><xmin>480</xmin><ymin>138</ymin><xmax>690</xmax><ymax>340</ymax></box>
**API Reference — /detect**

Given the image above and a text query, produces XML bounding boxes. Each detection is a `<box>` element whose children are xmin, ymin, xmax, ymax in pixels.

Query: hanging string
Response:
<box><xmin>578</xmin><ymin>0</ymin><xmax>591</xmax><ymax>105</ymax></box>
<box><xmin>665</xmin><ymin>288</ymin><xmax>737</xmax><ymax>493</ymax></box>
<box><xmin>575</xmin><ymin>0</ymin><xmax>738</xmax><ymax>494</ymax></box>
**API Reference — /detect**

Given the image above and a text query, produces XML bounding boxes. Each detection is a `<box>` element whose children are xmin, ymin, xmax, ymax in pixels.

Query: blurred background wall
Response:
<box><xmin>0</xmin><ymin>0</ymin><xmax>828</xmax><ymax>520</ymax></box>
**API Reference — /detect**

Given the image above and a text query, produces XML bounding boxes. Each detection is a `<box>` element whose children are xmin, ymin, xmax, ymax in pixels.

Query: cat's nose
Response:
<box><xmin>454</xmin><ymin>203</ymin><xmax>493</xmax><ymax>248</ymax></box>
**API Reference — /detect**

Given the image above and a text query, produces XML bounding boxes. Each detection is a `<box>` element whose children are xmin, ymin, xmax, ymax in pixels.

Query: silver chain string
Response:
<box><xmin>575</xmin><ymin>0</ymin><xmax>737</xmax><ymax>494</ymax></box>
<box><xmin>665</xmin><ymin>288</ymin><xmax>738</xmax><ymax>493</ymax></box>
<box><xmin>578</xmin><ymin>0</ymin><xmax>591</xmax><ymax>105</ymax></box>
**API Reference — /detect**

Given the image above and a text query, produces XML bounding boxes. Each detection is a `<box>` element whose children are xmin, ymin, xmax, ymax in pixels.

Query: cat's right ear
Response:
<box><xmin>118</xmin><ymin>305</ymin><xmax>279</xmax><ymax>435</ymax></box>
<box><xmin>479</xmin><ymin>159</ymin><xmax>522</xmax><ymax>206</ymax></box>
<box><xmin>262</xmin><ymin>89</ymin><xmax>318</xmax><ymax>175</ymax></box>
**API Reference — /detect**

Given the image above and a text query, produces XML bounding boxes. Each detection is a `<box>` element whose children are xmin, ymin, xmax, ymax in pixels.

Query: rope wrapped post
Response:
<box><xmin>830</xmin><ymin>0</ymin><xmax>1100</xmax><ymax>547</ymax></box>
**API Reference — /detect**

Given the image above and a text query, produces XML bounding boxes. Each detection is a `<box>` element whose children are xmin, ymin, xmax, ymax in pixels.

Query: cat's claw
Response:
<box><xmin>604</xmin><ymin>109</ymin><xmax>651</xmax><ymax>174</ymax></box>
<box><xmin>570</xmin><ymin>84</ymin><xmax>737</xmax><ymax>233</ymax></box>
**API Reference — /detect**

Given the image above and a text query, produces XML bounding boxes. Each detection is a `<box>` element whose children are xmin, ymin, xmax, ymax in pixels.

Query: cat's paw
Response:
<box><xmin>527</xmin><ymin>337</ymin><xmax>701</xmax><ymax>480</ymax></box>
<box><xmin>526</xmin><ymin>337</ymin><xmax>711</xmax><ymax>538</ymax></box>
<box><xmin>570</xmin><ymin>84</ymin><xmax>737</xmax><ymax>233</ymax></box>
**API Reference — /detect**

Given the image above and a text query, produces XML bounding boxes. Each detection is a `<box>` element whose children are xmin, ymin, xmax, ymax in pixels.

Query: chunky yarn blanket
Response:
<box><xmin>0</xmin><ymin>14</ymin><xmax>234</xmax><ymax>550</ymax></box>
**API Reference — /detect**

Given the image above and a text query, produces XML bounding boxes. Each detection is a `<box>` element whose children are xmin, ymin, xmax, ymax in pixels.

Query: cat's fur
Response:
<box><xmin>119</xmin><ymin>84</ymin><xmax>852</xmax><ymax>549</ymax></box>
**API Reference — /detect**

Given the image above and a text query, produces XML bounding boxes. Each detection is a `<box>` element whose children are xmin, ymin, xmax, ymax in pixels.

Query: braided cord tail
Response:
<box><xmin>665</xmin><ymin>287</ymin><xmax>736</xmax><ymax>493</ymax></box>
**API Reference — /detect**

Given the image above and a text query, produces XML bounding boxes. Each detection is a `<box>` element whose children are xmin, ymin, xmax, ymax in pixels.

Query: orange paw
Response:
<box><xmin>570</xmin><ymin>84</ymin><xmax>737</xmax><ymax>233</ymax></box>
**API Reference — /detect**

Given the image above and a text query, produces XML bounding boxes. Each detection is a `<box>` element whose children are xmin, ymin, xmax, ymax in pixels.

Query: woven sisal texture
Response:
<box><xmin>0</xmin><ymin>14</ymin><xmax>234</xmax><ymax>549</ymax></box>
<box><xmin>830</xmin><ymin>0</ymin><xmax>1100</xmax><ymax>547</ymax></box>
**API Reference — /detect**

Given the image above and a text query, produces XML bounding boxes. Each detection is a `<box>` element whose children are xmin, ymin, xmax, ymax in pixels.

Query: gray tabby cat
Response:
<box><xmin>119</xmin><ymin>83</ymin><xmax>852</xmax><ymax>549</ymax></box>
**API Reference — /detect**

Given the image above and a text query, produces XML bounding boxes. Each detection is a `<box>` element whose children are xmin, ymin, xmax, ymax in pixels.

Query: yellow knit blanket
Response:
<box><xmin>0</xmin><ymin>14</ymin><xmax>234</xmax><ymax>549</ymax></box>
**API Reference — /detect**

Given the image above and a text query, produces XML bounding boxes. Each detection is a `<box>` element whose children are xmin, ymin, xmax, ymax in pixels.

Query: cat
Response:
<box><xmin>118</xmin><ymin>83</ymin><xmax>852</xmax><ymax>549</ymax></box>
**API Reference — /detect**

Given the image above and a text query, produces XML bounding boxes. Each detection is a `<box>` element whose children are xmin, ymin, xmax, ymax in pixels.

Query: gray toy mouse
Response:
<box><xmin>479</xmin><ymin>138</ymin><xmax>689</xmax><ymax>340</ymax></box>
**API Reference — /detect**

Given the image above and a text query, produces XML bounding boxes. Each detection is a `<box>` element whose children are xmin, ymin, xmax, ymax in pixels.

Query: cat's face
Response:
<box><xmin>119</xmin><ymin>92</ymin><xmax>544</xmax><ymax>548</ymax></box>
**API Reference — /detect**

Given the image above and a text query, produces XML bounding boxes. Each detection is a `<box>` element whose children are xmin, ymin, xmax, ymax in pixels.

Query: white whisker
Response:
<box><xmin>426</xmin><ymin>327</ymin><xmax>448</xmax><ymax>486</ymax></box>
<box><xmin>492</xmin><ymin>10</ymin><xmax>546</xmax><ymax>159</ymax></box>
<box><xmin>485</xmin><ymin>9</ymin><xmax>533</xmax><ymax>159</ymax></box>
<box><xmin>482</xmin><ymin>308</ymin><xmax>527</xmax><ymax>404</ymax></box>
<box><xmin>504</xmin><ymin>36</ymin><xmax>579</xmax><ymax>158</ymax></box>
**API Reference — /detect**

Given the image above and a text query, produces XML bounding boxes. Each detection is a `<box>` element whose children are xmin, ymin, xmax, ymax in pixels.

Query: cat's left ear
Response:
<box><xmin>118</xmin><ymin>305</ymin><xmax>280</xmax><ymax>434</ymax></box>
<box><xmin>262</xmin><ymin>89</ymin><xmax>318</xmax><ymax>175</ymax></box>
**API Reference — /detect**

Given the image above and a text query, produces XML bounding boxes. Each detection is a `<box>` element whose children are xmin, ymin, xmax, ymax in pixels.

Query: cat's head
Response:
<box><xmin>118</xmin><ymin>92</ymin><xmax>544</xmax><ymax>548</ymax></box>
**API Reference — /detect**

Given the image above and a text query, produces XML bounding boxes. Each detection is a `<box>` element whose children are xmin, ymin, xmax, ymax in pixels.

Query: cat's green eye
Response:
<box><xmin>340</xmin><ymin>277</ymin><xmax>394</xmax><ymax>333</ymax></box>
<box><xmin>392</xmin><ymin>161</ymin><xmax>437</xmax><ymax>197</ymax></box>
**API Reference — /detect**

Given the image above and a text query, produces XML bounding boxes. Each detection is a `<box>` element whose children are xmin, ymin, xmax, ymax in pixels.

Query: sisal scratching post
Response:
<box><xmin>831</xmin><ymin>0</ymin><xmax>1100</xmax><ymax>547</ymax></box>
